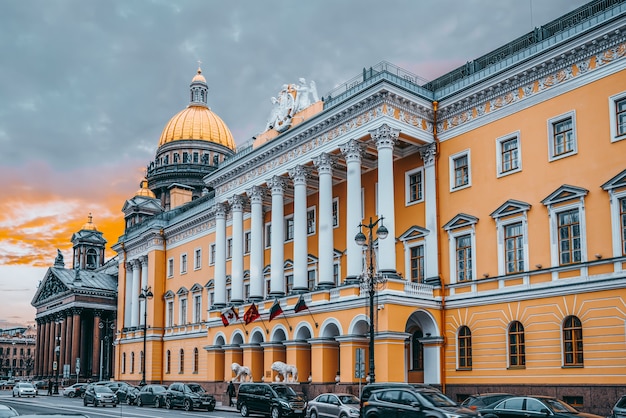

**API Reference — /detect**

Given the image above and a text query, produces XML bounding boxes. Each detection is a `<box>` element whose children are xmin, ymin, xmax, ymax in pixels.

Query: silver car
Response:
<box><xmin>307</xmin><ymin>393</ymin><xmax>360</xmax><ymax>418</ymax></box>
<box><xmin>12</xmin><ymin>382</ymin><xmax>37</xmax><ymax>397</ymax></box>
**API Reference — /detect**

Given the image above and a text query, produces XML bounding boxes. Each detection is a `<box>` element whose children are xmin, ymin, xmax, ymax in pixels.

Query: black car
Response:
<box><xmin>610</xmin><ymin>395</ymin><xmax>626</xmax><ymax>418</ymax></box>
<box><xmin>479</xmin><ymin>396</ymin><xmax>604</xmax><ymax>418</ymax></box>
<box><xmin>460</xmin><ymin>393</ymin><xmax>514</xmax><ymax>409</ymax></box>
<box><xmin>83</xmin><ymin>385</ymin><xmax>118</xmax><ymax>407</ymax></box>
<box><xmin>116</xmin><ymin>385</ymin><xmax>140</xmax><ymax>405</ymax></box>
<box><xmin>362</xmin><ymin>387</ymin><xmax>479</xmax><ymax>418</ymax></box>
<box><xmin>360</xmin><ymin>383</ymin><xmax>438</xmax><ymax>415</ymax></box>
<box><xmin>165</xmin><ymin>382</ymin><xmax>216</xmax><ymax>411</ymax></box>
<box><xmin>237</xmin><ymin>382</ymin><xmax>307</xmax><ymax>418</ymax></box>
<box><xmin>136</xmin><ymin>384</ymin><xmax>168</xmax><ymax>408</ymax></box>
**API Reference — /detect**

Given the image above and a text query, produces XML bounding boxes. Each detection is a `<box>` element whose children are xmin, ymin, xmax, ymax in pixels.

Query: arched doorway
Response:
<box><xmin>405</xmin><ymin>310</ymin><xmax>440</xmax><ymax>384</ymax></box>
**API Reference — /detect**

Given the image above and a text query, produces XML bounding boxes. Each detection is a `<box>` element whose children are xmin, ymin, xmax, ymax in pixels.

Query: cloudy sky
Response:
<box><xmin>0</xmin><ymin>0</ymin><xmax>590</xmax><ymax>328</ymax></box>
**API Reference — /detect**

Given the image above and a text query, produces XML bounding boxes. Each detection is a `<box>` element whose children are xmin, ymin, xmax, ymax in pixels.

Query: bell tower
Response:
<box><xmin>71</xmin><ymin>213</ymin><xmax>107</xmax><ymax>270</ymax></box>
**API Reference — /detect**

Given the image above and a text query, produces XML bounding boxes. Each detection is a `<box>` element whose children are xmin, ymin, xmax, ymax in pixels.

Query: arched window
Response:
<box><xmin>193</xmin><ymin>347</ymin><xmax>199</xmax><ymax>373</ymax></box>
<box><xmin>508</xmin><ymin>321</ymin><xmax>525</xmax><ymax>367</ymax></box>
<box><xmin>411</xmin><ymin>330</ymin><xmax>424</xmax><ymax>371</ymax></box>
<box><xmin>139</xmin><ymin>351</ymin><xmax>144</xmax><ymax>373</ymax></box>
<box><xmin>122</xmin><ymin>353</ymin><xmax>126</xmax><ymax>374</ymax></box>
<box><xmin>179</xmin><ymin>349</ymin><xmax>185</xmax><ymax>373</ymax></box>
<box><xmin>563</xmin><ymin>315</ymin><xmax>584</xmax><ymax>366</ymax></box>
<box><xmin>86</xmin><ymin>248</ymin><xmax>98</xmax><ymax>269</ymax></box>
<box><xmin>458</xmin><ymin>326</ymin><xmax>472</xmax><ymax>369</ymax></box>
<box><xmin>165</xmin><ymin>350</ymin><xmax>171</xmax><ymax>374</ymax></box>
<box><xmin>130</xmin><ymin>352</ymin><xmax>135</xmax><ymax>374</ymax></box>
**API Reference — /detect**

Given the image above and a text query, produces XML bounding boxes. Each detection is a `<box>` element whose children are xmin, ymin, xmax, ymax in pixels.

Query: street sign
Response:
<box><xmin>75</xmin><ymin>358</ymin><xmax>80</xmax><ymax>374</ymax></box>
<box><xmin>63</xmin><ymin>364</ymin><xmax>70</xmax><ymax>379</ymax></box>
<box><xmin>355</xmin><ymin>348</ymin><xmax>365</xmax><ymax>378</ymax></box>
<box><xmin>52</xmin><ymin>361</ymin><xmax>57</xmax><ymax>371</ymax></box>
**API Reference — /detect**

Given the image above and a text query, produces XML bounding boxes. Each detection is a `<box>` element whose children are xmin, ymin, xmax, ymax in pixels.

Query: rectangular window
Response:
<box><xmin>244</xmin><ymin>231</ymin><xmax>252</xmax><ymax>254</ymax></box>
<box><xmin>558</xmin><ymin>209</ymin><xmax>581</xmax><ymax>265</ymax></box>
<box><xmin>332</xmin><ymin>199</ymin><xmax>339</xmax><ymax>228</ymax></box>
<box><xmin>180</xmin><ymin>254</ymin><xmax>187</xmax><ymax>274</ymax></box>
<box><xmin>505</xmin><ymin>222</ymin><xmax>524</xmax><ymax>274</ymax></box>
<box><xmin>309</xmin><ymin>269</ymin><xmax>317</xmax><ymax>290</ymax></box>
<box><xmin>621</xmin><ymin>197</ymin><xmax>626</xmax><ymax>256</ymax></box>
<box><xmin>167</xmin><ymin>258</ymin><xmax>174</xmax><ymax>278</ymax></box>
<box><xmin>286</xmin><ymin>274</ymin><xmax>294</xmax><ymax>294</ymax></box>
<box><xmin>410</xmin><ymin>245</ymin><xmax>425</xmax><ymax>283</ymax></box>
<box><xmin>285</xmin><ymin>217</ymin><xmax>294</xmax><ymax>241</ymax></box>
<box><xmin>456</xmin><ymin>235</ymin><xmax>472</xmax><ymax>282</ymax></box>
<box><xmin>227</xmin><ymin>238</ymin><xmax>233</xmax><ymax>259</ymax></box>
<box><xmin>209</xmin><ymin>244</ymin><xmax>216</xmax><ymax>265</ymax></box>
<box><xmin>501</xmin><ymin>137</ymin><xmax>519</xmax><ymax>173</ymax></box>
<box><xmin>193</xmin><ymin>152</ymin><xmax>199</xmax><ymax>163</ymax></box>
<box><xmin>548</xmin><ymin>111</ymin><xmax>577</xmax><ymax>160</ymax></box>
<box><xmin>307</xmin><ymin>208</ymin><xmax>317</xmax><ymax>234</ymax></box>
<box><xmin>167</xmin><ymin>301</ymin><xmax>174</xmax><ymax>327</ymax></box>
<box><xmin>194</xmin><ymin>295</ymin><xmax>202</xmax><ymax>323</ymax></box>
<box><xmin>406</xmin><ymin>168</ymin><xmax>423</xmax><ymax>204</ymax></box>
<box><xmin>333</xmin><ymin>264</ymin><xmax>339</xmax><ymax>285</ymax></box>
<box><xmin>244</xmin><ymin>283</ymin><xmax>250</xmax><ymax>300</ymax></box>
<box><xmin>180</xmin><ymin>298</ymin><xmax>187</xmax><ymax>324</ymax></box>
<box><xmin>194</xmin><ymin>249</ymin><xmax>202</xmax><ymax>270</ymax></box>
<box><xmin>265</xmin><ymin>224</ymin><xmax>272</xmax><ymax>248</ymax></box>
<box><xmin>450</xmin><ymin>150</ymin><xmax>471</xmax><ymax>191</ymax></box>
<box><xmin>614</xmin><ymin>96</ymin><xmax>626</xmax><ymax>139</ymax></box>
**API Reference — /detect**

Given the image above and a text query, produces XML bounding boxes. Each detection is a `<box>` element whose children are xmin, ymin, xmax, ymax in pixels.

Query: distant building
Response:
<box><xmin>0</xmin><ymin>327</ymin><xmax>35</xmax><ymax>379</ymax></box>
<box><xmin>31</xmin><ymin>215</ymin><xmax>117</xmax><ymax>382</ymax></box>
<box><xmin>113</xmin><ymin>1</ymin><xmax>626</xmax><ymax>415</ymax></box>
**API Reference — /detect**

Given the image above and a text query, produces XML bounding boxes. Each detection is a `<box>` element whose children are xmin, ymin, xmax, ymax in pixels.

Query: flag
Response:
<box><xmin>294</xmin><ymin>295</ymin><xmax>307</xmax><ymax>313</ymax></box>
<box><xmin>243</xmin><ymin>303</ymin><xmax>260</xmax><ymax>325</ymax></box>
<box><xmin>221</xmin><ymin>306</ymin><xmax>239</xmax><ymax>326</ymax></box>
<box><xmin>269</xmin><ymin>300</ymin><xmax>283</xmax><ymax>321</ymax></box>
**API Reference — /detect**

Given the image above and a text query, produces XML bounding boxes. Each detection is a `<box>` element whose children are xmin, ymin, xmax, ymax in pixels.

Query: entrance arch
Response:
<box><xmin>405</xmin><ymin>310</ymin><xmax>440</xmax><ymax>384</ymax></box>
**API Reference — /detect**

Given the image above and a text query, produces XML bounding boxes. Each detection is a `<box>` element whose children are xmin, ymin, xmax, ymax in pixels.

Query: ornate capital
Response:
<box><xmin>247</xmin><ymin>186</ymin><xmax>266</xmax><ymax>204</ymax></box>
<box><xmin>139</xmin><ymin>255</ymin><xmax>148</xmax><ymax>266</ymax></box>
<box><xmin>418</xmin><ymin>143</ymin><xmax>437</xmax><ymax>167</ymax></box>
<box><xmin>340</xmin><ymin>139</ymin><xmax>363</xmax><ymax>163</ymax></box>
<box><xmin>214</xmin><ymin>202</ymin><xmax>228</xmax><ymax>218</ymax></box>
<box><xmin>314</xmin><ymin>152</ymin><xmax>334</xmax><ymax>175</ymax></box>
<box><xmin>288</xmin><ymin>165</ymin><xmax>311</xmax><ymax>186</ymax></box>
<box><xmin>229</xmin><ymin>194</ymin><xmax>247</xmax><ymax>212</ymax></box>
<box><xmin>267</xmin><ymin>175</ymin><xmax>287</xmax><ymax>195</ymax></box>
<box><xmin>369</xmin><ymin>123</ymin><xmax>400</xmax><ymax>150</ymax></box>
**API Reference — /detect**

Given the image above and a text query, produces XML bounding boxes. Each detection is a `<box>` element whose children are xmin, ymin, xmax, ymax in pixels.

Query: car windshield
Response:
<box><xmin>94</xmin><ymin>386</ymin><xmax>113</xmax><ymax>393</ymax></box>
<box><xmin>273</xmin><ymin>386</ymin><xmax>298</xmax><ymax>397</ymax></box>
<box><xmin>339</xmin><ymin>395</ymin><xmax>360</xmax><ymax>404</ymax></box>
<box><xmin>152</xmin><ymin>386</ymin><xmax>166</xmax><ymax>393</ymax></box>
<box><xmin>189</xmin><ymin>385</ymin><xmax>206</xmax><ymax>393</ymax></box>
<box><xmin>419</xmin><ymin>391</ymin><xmax>458</xmax><ymax>407</ymax></box>
<box><xmin>544</xmin><ymin>398</ymin><xmax>578</xmax><ymax>413</ymax></box>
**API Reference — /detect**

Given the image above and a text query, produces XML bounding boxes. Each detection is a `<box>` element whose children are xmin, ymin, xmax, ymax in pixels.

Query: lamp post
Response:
<box><xmin>98</xmin><ymin>318</ymin><xmax>115</xmax><ymax>381</ymax></box>
<box><xmin>355</xmin><ymin>216</ymin><xmax>388</xmax><ymax>384</ymax></box>
<box><xmin>138</xmin><ymin>286</ymin><xmax>153</xmax><ymax>386</ymax></box>
<box><xmin>53</xmin><ymin>318</ymin><xmax>62</xmax><ymax>394</ymax></box>
<box><xmin>10</xmin><ymin>341</ymin><xmax>15</xmax><ymax>378</ymax></box>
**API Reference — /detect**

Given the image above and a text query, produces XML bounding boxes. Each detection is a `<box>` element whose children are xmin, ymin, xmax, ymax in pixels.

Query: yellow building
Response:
<box><xmin>113</xmin><ymin>1</ymin><xmax>626</xmax><ymax>414</ymax></box>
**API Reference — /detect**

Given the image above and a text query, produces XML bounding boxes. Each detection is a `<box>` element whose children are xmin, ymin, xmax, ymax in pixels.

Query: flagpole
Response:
<box><xmin>306</xmin><ymin>307</ymin><xmax>319</xmax><ymax>328</ymax></box>
<box><xmin>259</xmin><ymin>316</ymin><xmax>269</xmax><ymax>334</ymax></box>
<box><xmin>281</xmin><ymin>312</ymin><xmax>292</xmax><ymax>331</ymax></box>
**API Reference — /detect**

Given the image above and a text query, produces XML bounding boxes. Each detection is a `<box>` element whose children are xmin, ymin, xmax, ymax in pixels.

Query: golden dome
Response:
<box><xmin>158</xmin><ymin>104</ymin><xmax>236</xmax><ymax>149</ymax></box>
<box><xmin>135</xmin><ymin>179</ymin><xmax>156</xmax><ymax>198</ymax></box>
<box><xmin>81</xmin><ymin>213</ymin><xmax>98</xmax><ymax>231</ymax></box>
<box><xmin>191</xmin><ymin>67</ymin><xmax>206</xmax><ymax>83</ymax></box>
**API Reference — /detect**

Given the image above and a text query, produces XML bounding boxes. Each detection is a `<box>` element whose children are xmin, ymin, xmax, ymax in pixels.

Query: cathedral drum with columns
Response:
<box><xmin>113</xmin><ymin>2</ymin><xmax>626</xmax><ymax>415</ymax></box>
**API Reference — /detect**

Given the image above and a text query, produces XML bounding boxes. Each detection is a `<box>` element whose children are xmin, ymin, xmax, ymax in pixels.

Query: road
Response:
<box><xmin>0</xmin><ymin>391</ymin><xmax>242</xmax><ymax>418</ymax></box>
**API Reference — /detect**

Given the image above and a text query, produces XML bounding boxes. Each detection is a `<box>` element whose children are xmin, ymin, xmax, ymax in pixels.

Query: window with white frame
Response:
<box><xmin>332</xmin><ymin>198</ymin><xmax>339</xmax><ymax>228</ymax></box>
<box><xmin>265</xmin><ymin>223</ymin><xmax>271</xmax><ymax>248</ymax></box>
<box><xmin>209</xmin><ymin>244</ymin><xmax>216</xmax><ymax>265</ymax></box>
<box><xmin>601</xmin><ymin>170</ymin><xmax>626</xmax><ymax>257</ymax></box>
<box><xmin>226</xmin><ymin>238</ymin><xmax>232</xmax><ymax>259</ymax></box>
<box><xmin>443</xmin><ymin>214</ymin><xmax>478</xmax><ymax>283</ymax></box>
<box><xmin>286</xmin><ymin>274</ymin><xmax>294</xmax><ymax>294</ymax></box>
<box><xmin>548</xmin><ymin>111</ymin><xmax>577</xmax><ymax>160</ymax></box>
<box><xmin>167</xmin><ymin>258</ymin><xmax>174</xmax><ymax>278</ymax></box>
<box><xmin>285</xmin><ymin>216</ymin><xmax>294</xmax><ymax>241</ymax></box>
<box><xmin>180</xmin><ymin>253</ymin><xmax>187</xmax><ymax>274</ymax></box>
<box><xmin>542</xmin><ymin>185</ymin><xmax>588</xmax><ymax>268</ymax></box>
<box><xmin>194</xmin><ymin>248</ymin><xmax>202</xmax><ymax>270</ymax></box>
<box><xmin>307</xmin><ymin>208</ymin><xmax>317</xmax><ymax>234</ymax></box>
<box><xmin>621</xmin><ymin>197</ymin><xmax>626</xmax><ymax>256</ymax></box>
<box><xmin>244</xmin><ymin>231</ymin><xmax>252</xmax><ymax>254</ymax></box>
<box><xmin>609</xmin><ymin>92</ymin><xmax>626</xmax><ymax>142</ymax></box>
<box><xmin>166</xmin><ymin>300</ymin><xmax>174</xmax><ymax>327</ymax></box>
<box><xmin>179</xmin><ymin>297</ymin><xmax>187</xmax><ymax>325</ymax></box>
<box><xmin>405</xmin><ymin>167</ymin><xmax>424</xmax><ymax>205</ymax></box>
<box><xmin>193</xmin><ymin>294</ymin><xmax>202</xmax><ymax>323</ymax></box>
<box><xmin>491</xmin><ymin>200</ymin><xmax>531</xmax><ymax>276</ymax></box>
<box><xmin>496</xmin><ymin>132</ymin><xmax>521</xmax><ymax>177</ymax></box>
<box><xmin>410</xmin><ymin>245</ymin><xmax>425</xmax><ymax>283</ymax></box>
<box><xmin>309</xmin><ymin>269</ymin><xmax>317</xmax><ymax>290</ymax></box>
<box><xmin>400</xmin><ymin>226</ymin><xmax>429</xmax><ymax>283</ymax></box>
<box><xmin>449</xmin><ymin>150</ymin><xmax>471</xmax><ymax>191</ymax></box>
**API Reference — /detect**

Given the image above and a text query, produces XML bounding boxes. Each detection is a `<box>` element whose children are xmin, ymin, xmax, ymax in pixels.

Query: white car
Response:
<box><xmin>12</xmin><ymin>382</ymin><xmax>37</xmax><ymax>397</ymax></box>
<box><xmin>0</xmin><ymin>404</ymin><xmax>19</xmax><ymax>418</ymax></box>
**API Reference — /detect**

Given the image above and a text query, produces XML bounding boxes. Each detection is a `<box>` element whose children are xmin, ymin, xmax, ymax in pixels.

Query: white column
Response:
<box><xmin>139</xmin><ymin>256</ymin><xmax>148</xmax><ymax>326</ymax></box>
<box><xmin>230</xmin><ymin>195</ymin><xmax>245</xmax><ymax>304</ymax></box>
<box><xmin>289</xmin><ymin>165</ymin><xmax>310</xmax><ymax>292</ymax></box>
<box><xmin>341</xmin><ymin>139</ymin><xmax>364</xmax><ymax>281</ymax></box>
<box><xmin>214</xmin><ymin>203</ymin><xmax>228</xmax><ymax>307</ymax></box>
<box><xmin>124</xmin><ymin>262</ymin><xmax>133</xmax><ymax>327</ymax></box>
<box><xmin>315</xmin><ymin>153</ymin><xmax>335</xmax><ymax>288</ymax></box>
<box><xmin>247</xmin><ymin>186</ymin><xmax>265</xmax><ymax>301</ymax></box>
<box><xmin>130</xmin><ymin>259</ymin><xmax>141</xmax><ymax>327</ymax></box>
<box><xmin>268</xmin><ymin>176</ymin><xmax>286</xmax><ymax>297</ymax></box>
<box><xmin>419</xmin><ymin>143</ymin><xmax>439</xmax><ymax>281</ymax></box>
<box><xmin>370</xmin><ymin>123</ymin><xmax>400</xmax><ymax>274</ymax></box>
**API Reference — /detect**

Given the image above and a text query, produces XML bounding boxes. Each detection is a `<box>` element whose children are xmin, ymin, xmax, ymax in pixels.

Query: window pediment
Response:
<box><xmin>163</xmin><ymin>290</ymin><xmax>175</xmax><ymax>299</ymax></box>
<box><xmin>190</xmin><ymin>283</ymin><xmax>203</xmax><ymax>293</ymax></box>
<box><xmin>176</xmin><ymin>286</ymin><xmax>188</xmax><ymax>296</ymax></box>
<box><xmin>602</xmin><ymin>169</ymin><xmax>626</xmax><ymax>192</ymax></box>
<box><xmin>205</xmin><ymin>279</ymin><xmax>214</xmax><ymax>289</ymax></box>
<box><xmin>490</xmin><ymin>199</ymin><xmax>531</xmax><ymax>219</ymax></box>
<box><xmin>399</xmin><ymin>225</ymin><xmax>430</xmax><ymax>242</ymax></box>
<box><xmin>443</xmin><ymin>213</ymin><xmax>478</xmax><ymax>231</ymax></box>
<box><xmin>541</xmin><ymin>184</ymin><xmax>588</xmax><ymax>206</ymax></box>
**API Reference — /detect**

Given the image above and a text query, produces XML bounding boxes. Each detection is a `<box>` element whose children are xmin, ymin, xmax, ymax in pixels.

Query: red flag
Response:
<box><xmin>243</xmin><ymin>303</ymin><xmax>260</xmax><ymax>325</ymax></box>
<box><xmin>220</xmin><ymin>306</ymin><xmax>239</xmax><ymax>326</ymax></box>
<box><xmin>294</xmin><ymin>296</ymin><xmax>307</xmax><ymax>313</ymax></box>
<box><xmin>269</xmin><ymin>300</ymin><xmax>283</xmax><ymax>321</ymax></box>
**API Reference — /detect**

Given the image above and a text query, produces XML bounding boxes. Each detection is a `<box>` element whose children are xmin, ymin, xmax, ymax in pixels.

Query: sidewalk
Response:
<box><xmin>215</xmin><ymin>401</ymin><xmax>238</xmax><ymax>413</ymax></box>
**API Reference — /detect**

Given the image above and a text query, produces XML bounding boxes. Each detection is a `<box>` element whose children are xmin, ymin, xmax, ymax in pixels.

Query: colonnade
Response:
<box><xmin>124</xmin><ymin>255</ymin><xmax>148</xmax><ymax>328</ymax></box>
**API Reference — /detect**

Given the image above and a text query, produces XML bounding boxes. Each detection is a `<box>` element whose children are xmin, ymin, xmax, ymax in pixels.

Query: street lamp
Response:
<box><xmin>138</xmin><ymin>286</ymin><xmax>153</xmax><ymax>386</ymax></box>
<box><xmin>10</xmin><ymin>341</ymin><xmax>15</xmax><ymax>378</ymax></box>
<box><xmin>98</xmin><ymin>318</ymin><xmax>115</xmax><ymax>381</ymax></box>
<box><xmin>53</xmin><ymin>318</ymin><xmax>62</xmax><ymax>394</ymax></box>
<box><xmin>355</xmin><ymin>216</ymin><xmax>388</xmax><ymax>384</ymax></box>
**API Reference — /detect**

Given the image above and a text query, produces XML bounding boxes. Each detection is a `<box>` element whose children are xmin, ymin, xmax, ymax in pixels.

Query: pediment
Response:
<box><xmin>490</xmin><ymin>199</ymin><xmax>531</xmax><ymax>219</ymax></box>
<box><xmin>176</xmin><ymin>286</ymin><xmax>189</xmax><ymax>296</ymax></box>
<box><xmin>284</xmin><ymin>259</ymin><xmax>294</xmax><ymax>269</ymax></box>
<box><xmin>163</xmin><ymin>290</ymin><xmax>175</xmax><ymax>299</ymax></box>
<box><xmin>541</xmin><ymin>185</ymin><xmax>588</xmax><ymax>206</ymax></box>
<box><xmin>32</xmin><ymin>270</ymin><xmax>71</xmax><ymax>305</ymax></box>
<box><xmin>399</xmin><ymin>225</ymin><xmax>430</xmax><ymax>242</ymax></box>
<box><xmin>190</xmin><ymin>283</ymin><xmax>203</xmax><ymax>293</ymax></box>
<box><xmin>122</xmin><ymin>196</ymin><xmax>163</xmax><ymax>215</ymax></box>
<box><xmin>205</xmin><ymin>279</ymin><xmax>214</xmax><ymax>288</ymax></box>
<box><xmin>443</xmin><ymin>213</ymin><xmax>478</xmax><ymax>231</ymax></box>
<box><xmin>602</xmin><ymin>169</ymin><xmax>626</xmax><ymax>192</ymax></box>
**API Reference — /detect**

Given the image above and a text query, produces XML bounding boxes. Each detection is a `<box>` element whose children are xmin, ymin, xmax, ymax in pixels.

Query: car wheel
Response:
<box><xmin>12</xmin><ymin>392</ymin><xmax>14</xmax><ymax>397</ymax></box>
<box><xmin>68</xmin><ymin>392</ymin><xmax>75</xmax><ymax>398</ymax></box>
<box><xmin>271</xmin><ymin>406</ymin><xmax>281</xmax><ymax>418</ymax></box>
<box><xmin>166</xmin><ymin>398</ymin><xmax>173</xmax><ymax>409</ymax></box>
<box><xmin>310</xmin><ymin>411</ymin><xmax>318</xmax><ymax>418</ymax></box>
<box><xmin>207</xmin><ymin>405</ymin><xmax>215</xmax><ymax>411</ymax></box>
<box><xmin>94</xmin><ymin>400</ymin><xmax>99</xmax><ymax>407</ymax></box>
<box><xmin>155</xmin><ymin>398</ymin><xmax>161</xmax><ymax>408</ymax></box>
<box><xmin>83</xmin><ymin>398</ymin><xmax>88</xmax><ymax>406</ymax></box>
<box><xmin>240</xmin><ymin>403</ymin><xmax>249</xmax><ymax>417</ymax></box>
<box><xmin>184</xmin><ymin>399</ymin><xmax>192</xmax><ymax>411</ymax></box>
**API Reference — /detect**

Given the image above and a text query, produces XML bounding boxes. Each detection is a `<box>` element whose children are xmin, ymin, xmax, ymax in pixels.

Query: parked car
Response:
<box><xmin>610</xmin><ymin>395</ymin><xmax>626</xmax><ymax>418</ymax></box>
<box><xmin>12</xmin><ymin>382</ymin><xmax>37</xmax><ymax>397</ymax></box>
<box><xmin>362</xmin><ymin>387</ymin><xmax>480</xmax><ymax>418</ymax></box>
<box><xmin>460</xmin><ymin>393</ymin><xmax>514</xmax><ymax>410</ymax></box>
<box><xmin>0</xmin><ymin>405</ymin><xmax>19</xmax><ymax>418</ymax></box>
<box><xmin>307</xmin><ymin>393</ymin><xmax>360</xmax><ymax>418</ymax></box>
<box><xmin>83</xmin><ymin>384</ymin><xmax>117</xmax><ymax>407</ymax></box>
<box><xmin>136</xmin><ymin>384</ymin><xmax>167</xmax><ymax>408</ymax></box>
<box><xmin>165</xmin><ymin>382</ymin><xmax>216</xmax><ymax>411</ymax></box>
<box><xmin>479</xmin><ymin>396</ymin><xmax>604</xmax><ymax>418</ymax></box>
<box><xmin>237</xmin><ymin>382</ymin><xmax>307</xmax><ymax>418</ymax></box>
<box><xmin>359</xmin><ymin>383</ymin><xmax>437</xmax><ymax>414</ymax></box>
<box><xmin>62</xmin><ymin>383</ymin><xmax>88</xmax><ymax>398</ymax></box>
<box><xmin>116</xmin><ymin>385</ymin><xmax>140</xmax><ymax>405</ymax></box>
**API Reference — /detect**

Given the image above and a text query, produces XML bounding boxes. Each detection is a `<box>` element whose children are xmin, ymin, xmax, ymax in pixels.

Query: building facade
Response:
<box><xmin>113</xmin><ymin>1</ymin><xmax>626</xmax><ymax>414</ymax></box>
<box><xmin>0</xmin><ymin>327</ymin><xmax>35</xmax><ymax>380</ymax></box>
